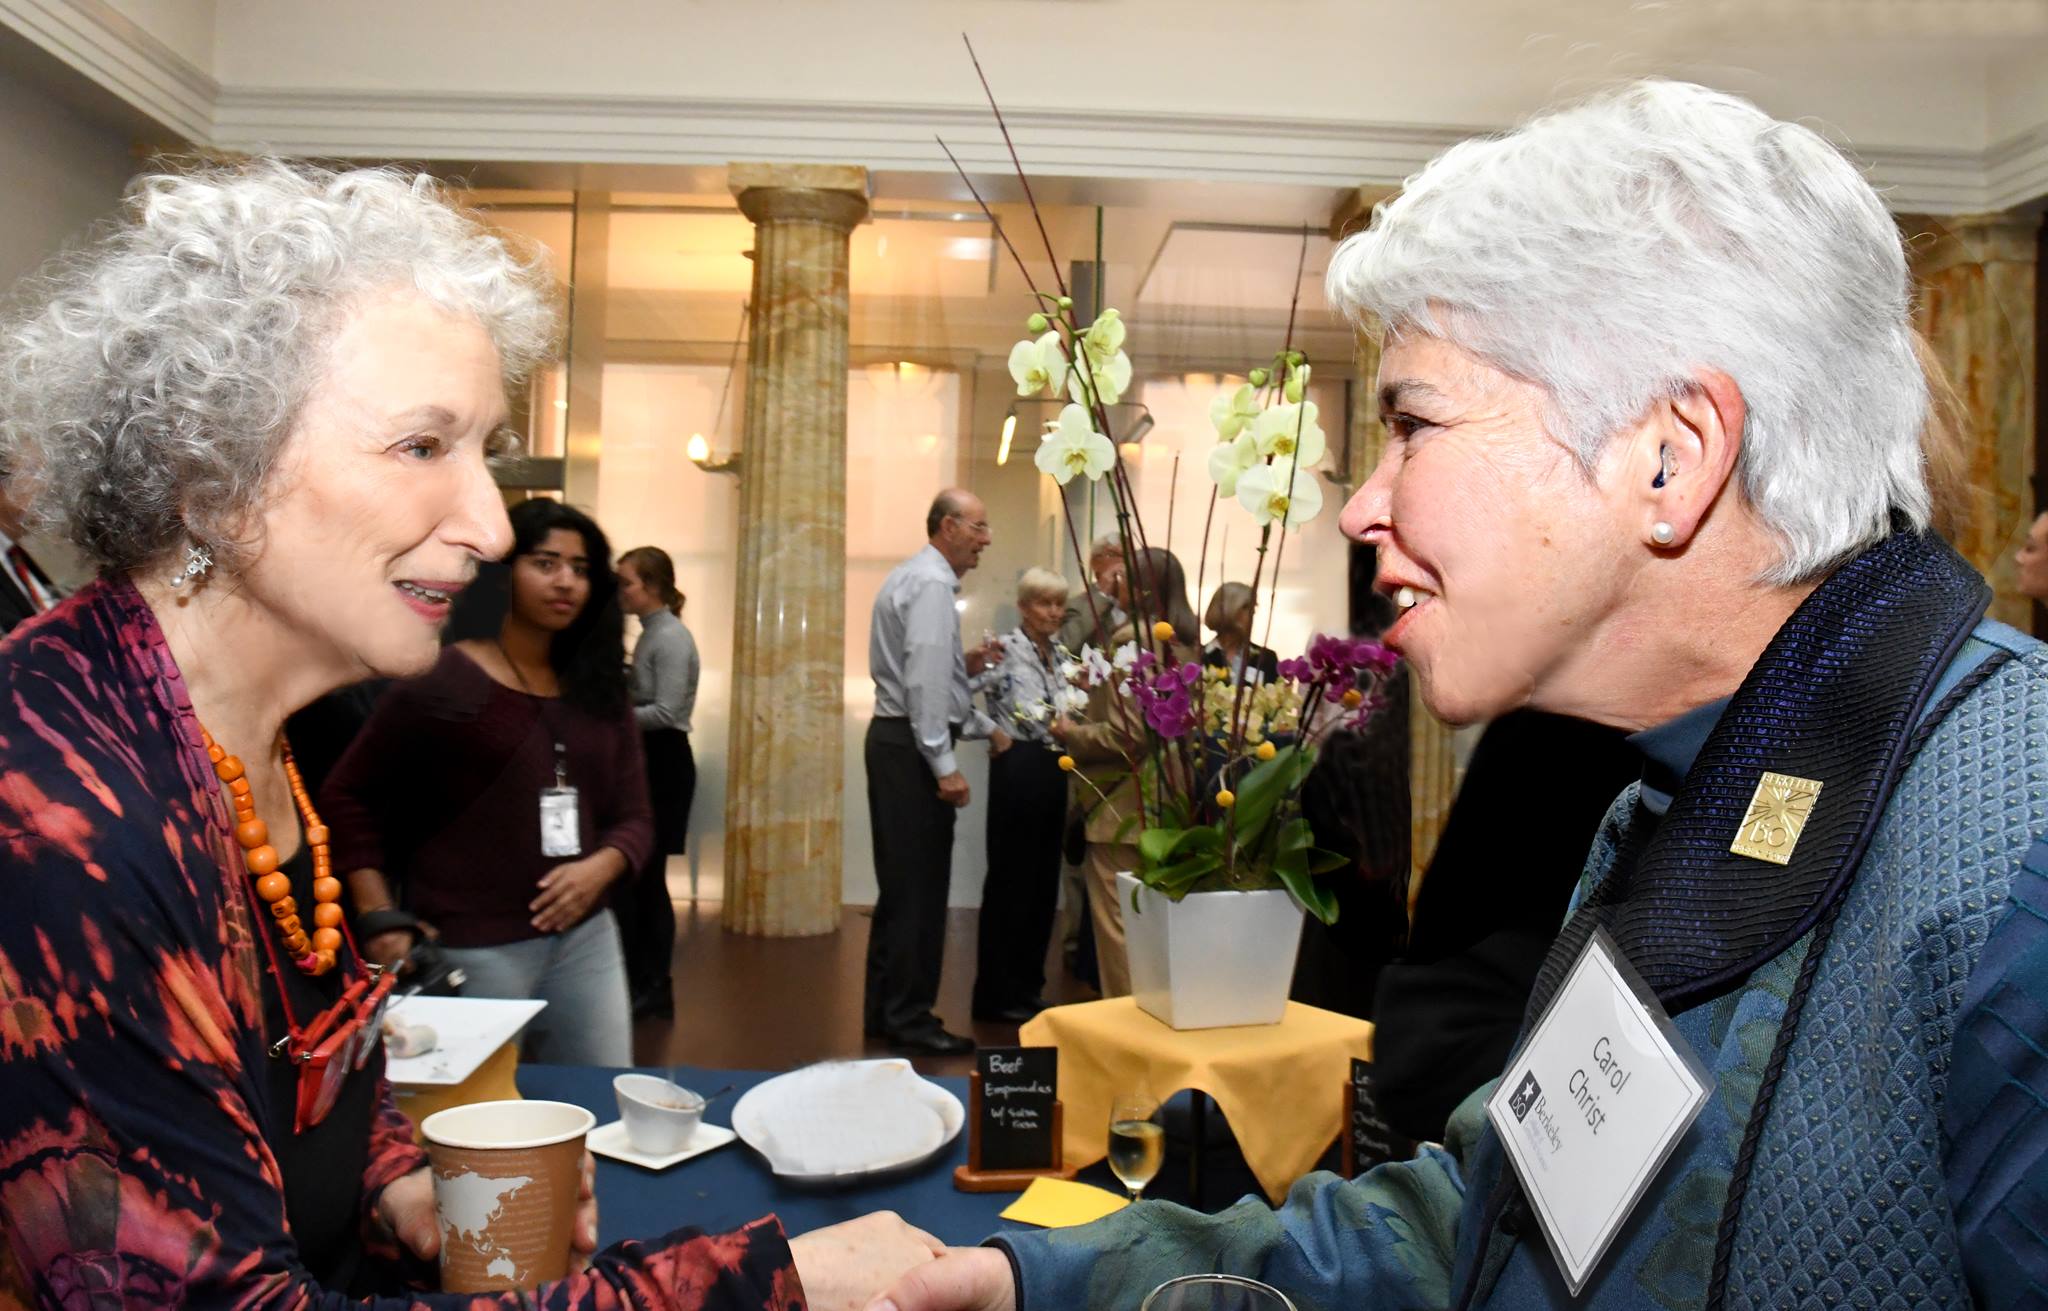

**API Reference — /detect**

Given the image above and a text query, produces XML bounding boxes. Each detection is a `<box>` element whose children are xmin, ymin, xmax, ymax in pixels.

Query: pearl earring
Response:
<box><xmin>1651</xmin><ymin>522</ymin><xmax>1676</xmax><ymax>546</ymax></box>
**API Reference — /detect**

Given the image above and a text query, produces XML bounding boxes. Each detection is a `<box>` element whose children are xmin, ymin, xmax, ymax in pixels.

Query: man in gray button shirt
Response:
<box><xmin>863</xmin><ymin>488</ymin><xmax>1011</xmax><ymax>1055</ymax></box>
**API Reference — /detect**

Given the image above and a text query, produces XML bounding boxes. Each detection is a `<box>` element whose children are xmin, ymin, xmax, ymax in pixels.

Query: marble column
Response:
<box><xmin>1900</xmin><ymin>211</ymin><xmax>2040</xmax><ymax>628</ymax></box>
<box><xmin>723</xmin><ymin>163</ymin><xmax>869</xmax><ymax>936</ymax></box>
<box><xmin>1348</xmin><ymin>328</ymin><xmax>1459</xmax><ymax>907</ymax></box>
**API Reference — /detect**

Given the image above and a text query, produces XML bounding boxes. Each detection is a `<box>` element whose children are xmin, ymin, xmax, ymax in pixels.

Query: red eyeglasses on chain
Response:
<box><xmin>272</xmin><ymin>966</ymin><xmax>398</xmax><ymax>1132</ymax></box>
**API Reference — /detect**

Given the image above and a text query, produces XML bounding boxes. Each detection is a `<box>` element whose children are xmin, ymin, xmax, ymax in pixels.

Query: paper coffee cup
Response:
<box><xmin>421</xmin><ymin>1099</ymin><xmax>593</xmax><ymax>1292</ymax></box>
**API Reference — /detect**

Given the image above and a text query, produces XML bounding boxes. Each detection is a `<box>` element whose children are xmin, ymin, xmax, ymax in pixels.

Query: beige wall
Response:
<box><xmin>201</xmin><ymin>0</ymin><xmax>2009</xmax><ymax>152</ymax></box>
<box><xmin>0</xmin><ymin>70</ymin><xmax>136</xmax><ymax>292</ymax></box>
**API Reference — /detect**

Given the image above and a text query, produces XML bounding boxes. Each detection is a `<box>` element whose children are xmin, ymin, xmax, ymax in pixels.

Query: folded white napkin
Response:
<box><xmin>745</xmin><ymin>1060</ymin><xmax>948</xmax><ymax>1175</ymax></box>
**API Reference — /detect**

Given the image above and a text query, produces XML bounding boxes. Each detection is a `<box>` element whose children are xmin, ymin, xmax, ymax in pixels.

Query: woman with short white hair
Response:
<box><xmin>882</xmin><ymin>78</ymin><xmax>2048</xmax><ymax>1311</ymax></box>
<box><xmin>971</xmin><ymin>566</ymin><xmax>1075</xmax><ymax>1022</ymax></box>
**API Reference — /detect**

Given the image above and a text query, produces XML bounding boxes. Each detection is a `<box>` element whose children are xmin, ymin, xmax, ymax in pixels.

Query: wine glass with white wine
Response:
<box><xmin>1107</xmin><ymin>1092</ymin><xmax>1165</xmax><ymax>1202</ymax></box>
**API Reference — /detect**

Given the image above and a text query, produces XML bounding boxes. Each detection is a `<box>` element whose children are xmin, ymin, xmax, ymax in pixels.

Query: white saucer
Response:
<box><xmin>587</xmin><ymin>1119</ymin><xmax>736</xmax><ymax>1170</ymax></box>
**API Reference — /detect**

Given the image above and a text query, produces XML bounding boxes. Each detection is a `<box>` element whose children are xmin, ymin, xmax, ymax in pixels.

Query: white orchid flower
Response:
<box><xmin>1065</xmin><ymin>309</ymin><xmax>1134</xmax><ymax>406</ymax></box>
<box><xmin>1206</xmin><ymin>431</ymin><xmax>1260</xmax><ymax>497</ymax></box>
<box><xmin>1082</xmin><ymin>309</ymin><xmax>1126</xmax><ymax>362</ymax></box>
<box><xmin>1079</xmin><ymin>644</ymin><xmax>1114</xmax><ymax>686</ymax></box>
<box><xmin>1237</xmin><ymin>460</ymin><xmax>1325</xmax><ymax>530</ymax></box>
<box><xmin>1251</xmin><ymin>401</ymin><xmax>1326</xmax><ymax>466</ymax></box>
<box><xmin>1210</xmin><ymin>383</ymin><xmax>1260</xmax><ymax>441</ymax></box>
<box><xmin>1112</xmin><ymin>641</ymin><xmax>1139</xmax><ymax>674</ymax></box>
<box><xmin>1007</xmin><ymin>330</ymin><xmax>1069</xmax><ymax>398</ymax></box>
<box><xmin>1033</xmin><ymin>403</ymin><xmax>1115</xmax><ymax>485</ymax></box>
<box><xmin>1069</xmin><ymin>348</ymin><xmax>1133</xmax><ymax>407</ymax></box>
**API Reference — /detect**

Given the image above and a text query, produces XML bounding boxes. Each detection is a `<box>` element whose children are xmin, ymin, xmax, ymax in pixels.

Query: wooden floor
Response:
<box><xmin>630</xmin><ymin>897</ymin><xmax>1099</xmax><ymax>1078</ymax></box>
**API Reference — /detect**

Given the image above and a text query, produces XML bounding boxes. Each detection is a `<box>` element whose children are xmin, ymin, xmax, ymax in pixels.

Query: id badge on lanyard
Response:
<box><xmin>540</xmin><ymin>740</ymin><xmax>582</xmax><ymax>858</ymax></box>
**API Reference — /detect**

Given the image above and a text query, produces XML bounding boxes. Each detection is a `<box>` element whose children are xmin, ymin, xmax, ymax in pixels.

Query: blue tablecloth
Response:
<box><xmin>516</xmin><ymin>1063</ymin><xmax>1032</xmax><ymax>1247</ymax></box>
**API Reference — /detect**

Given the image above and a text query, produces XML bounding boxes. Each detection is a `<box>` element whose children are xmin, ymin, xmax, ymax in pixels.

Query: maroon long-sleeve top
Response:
<box><xmin>322</xmin><ymin>647</ymin><xmax>654</xmax><ymax>948</ymax></box>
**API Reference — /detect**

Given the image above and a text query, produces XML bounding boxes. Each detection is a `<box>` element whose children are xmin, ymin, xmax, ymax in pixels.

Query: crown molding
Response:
<box><xmin>204</xmin><ymin>87</ymin><xmax>2021</xmax><ymax>214</ymax></box>
<box><xmin>208</xmin><ymin>88</ymin><xmax>1482</xmax><ymax>192</ymax></box>
<box><xmin>0</xmin><ymin>0</ymin><xmax>213</xmax><ymax>142</ymax></box>
<box><xmin>1986</xmin><ymin>121</ymin><xmax>2048</xmax><ymax>214</ymax></box>
<box><xmin>4</xmin><ymin>0</ymin><xmax>2043</xmax><ymax>216</ymax></box>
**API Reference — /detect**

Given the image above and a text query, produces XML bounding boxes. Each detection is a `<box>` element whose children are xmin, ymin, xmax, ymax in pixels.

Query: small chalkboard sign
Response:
<box><xmin>1341</xmin><ymin>1058</ymin><xmax>1417</xmax><ymax>1177</ymax></box>
<box><xmin>953</xmin><ymin>1046</ymin><xmax>1064</xmax><ymax>1191</ymax></box>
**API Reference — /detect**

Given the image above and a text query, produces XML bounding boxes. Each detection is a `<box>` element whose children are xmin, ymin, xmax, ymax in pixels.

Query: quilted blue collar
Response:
<box><xmin>1531</xmin><ymin>527</ymin><xmax>1991</xmax><ymax>1016</ymax></box>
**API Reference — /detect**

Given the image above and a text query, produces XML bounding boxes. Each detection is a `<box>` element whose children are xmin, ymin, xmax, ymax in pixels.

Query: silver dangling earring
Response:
<box><xmin>1651</xmin><ymin>522</ymin><xmax>1676</xmax><ymax>546</ymax></box>
<box><xmin>170</xmin><ymin>543</ymin><xmax>214</xmax><ymax>589</ymax></box>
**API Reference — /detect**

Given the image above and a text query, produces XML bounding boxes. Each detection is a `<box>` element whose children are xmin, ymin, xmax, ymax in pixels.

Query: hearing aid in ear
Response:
<box><xmin>1653</xmin><ymin>446</ymin><xmax>1676</xmax><ymax>489</ymax></box>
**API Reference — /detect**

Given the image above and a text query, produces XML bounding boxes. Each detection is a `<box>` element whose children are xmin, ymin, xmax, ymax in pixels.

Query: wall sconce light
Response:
<box><xmin>687</xmin><ymin>431</ymin><xmax>743</xmax><ymax>476</ymax></box>
<box><xmin>688</xmin><ymin>301</ymin><xmax>749</xmax><ymax>477</ymax></box>
<box><xmin>995</xmin><ymin>413</ymin><xmax>1017</xmax><ymax>466</ymax></box>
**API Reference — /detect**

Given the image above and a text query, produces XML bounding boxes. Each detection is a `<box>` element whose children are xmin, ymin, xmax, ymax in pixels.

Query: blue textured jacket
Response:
<box><xmin>998</xmin><ymin>533</ymin><xmax>2048</xmax><ymax>1309</ymax></box>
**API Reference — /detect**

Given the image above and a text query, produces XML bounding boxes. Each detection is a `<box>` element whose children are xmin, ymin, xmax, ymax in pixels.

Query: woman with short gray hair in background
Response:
<box><xmin>972</xmin><ymin>566</ymin><xmax>1076</xmax><ymax>1023</ymax></box>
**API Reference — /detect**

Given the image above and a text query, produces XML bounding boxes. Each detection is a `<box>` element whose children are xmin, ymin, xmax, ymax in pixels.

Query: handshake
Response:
<box><xmin>792</xmin><ymin>1214</ymin><xmax>1013</xmax><ymax>1311</ymax></box>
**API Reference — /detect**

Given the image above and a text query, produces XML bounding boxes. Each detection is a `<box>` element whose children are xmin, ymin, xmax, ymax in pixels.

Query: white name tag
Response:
<box><xmin>1486</xmin><ymin>927</ymin><xmax>1712</xmax><ymax>1295</ymax></box>
<box><xmin>539</xmin><ymin>786</ymin><xmax>582</xmax><ymax>858</ymax></box>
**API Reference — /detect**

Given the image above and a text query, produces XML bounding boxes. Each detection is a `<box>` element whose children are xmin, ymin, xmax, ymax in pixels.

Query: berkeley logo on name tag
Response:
<box><xmin>1486</xmin><ymin>927</ymin><xmax>1712</xmax><ymax>1295</ymax></box>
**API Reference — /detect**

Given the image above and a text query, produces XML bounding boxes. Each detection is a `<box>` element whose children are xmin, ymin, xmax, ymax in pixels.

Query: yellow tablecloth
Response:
<box><xmin>1019</xmin><ymin>998</ymin><xmax>1373</xmax><ymax>1204</ymax></box>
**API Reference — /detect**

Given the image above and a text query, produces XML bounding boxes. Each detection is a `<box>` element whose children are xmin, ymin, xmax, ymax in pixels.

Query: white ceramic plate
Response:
<box><xmin>587</xmin><ymin>1119</ymin><xmax>737</xmax><ymax>1171</ymax></box>
<box><xmin>730</xmin><ymin>1059</ymin><xmax>964</xmax><ymax>1183</ymax></box>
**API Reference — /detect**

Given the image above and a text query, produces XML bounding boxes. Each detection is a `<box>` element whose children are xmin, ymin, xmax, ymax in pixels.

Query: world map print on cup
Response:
<box><xmin>420</xmin><ymin>1099</ymin><xmax>595</xmax><ymax>1291</ymax></box>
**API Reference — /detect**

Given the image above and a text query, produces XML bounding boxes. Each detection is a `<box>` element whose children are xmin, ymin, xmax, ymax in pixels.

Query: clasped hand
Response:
<box><xmin>531</xmin><ymin>850</ymin><xmax>620</xmax><ymax>933</ymax></box>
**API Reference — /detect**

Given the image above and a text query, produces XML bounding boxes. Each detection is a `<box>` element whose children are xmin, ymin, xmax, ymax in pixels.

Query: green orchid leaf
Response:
<box><xmin>1229</xmin><ymin>745</ymin><xmax>1314</xmax><ymax>851</ymax></box>
<box><xmin>1270</xmin><ymin>818</ymin><xmax>1340</xmax><ymax>924</ymax></box>
<box><xmin>1138</xmin><ymin>826</ymin><xmax>1182</xmax><ymax>869</ymax></box>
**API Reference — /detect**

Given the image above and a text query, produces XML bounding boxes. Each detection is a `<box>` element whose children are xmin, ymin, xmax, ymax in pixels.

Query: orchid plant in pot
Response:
<box><xmin>943</xmin><ymin>39</ymin><xmax>1399</xmax><ymax>1027</ymax></box>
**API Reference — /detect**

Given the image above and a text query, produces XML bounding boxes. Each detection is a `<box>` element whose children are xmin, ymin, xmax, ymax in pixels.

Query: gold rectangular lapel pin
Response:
<box><xmin>1730</xmin><ymin>772</ymin><xmax>1823</xmax><ymax>865</ymax></box>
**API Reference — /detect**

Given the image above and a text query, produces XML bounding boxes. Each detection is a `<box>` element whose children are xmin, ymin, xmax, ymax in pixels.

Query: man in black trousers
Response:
<box><xmin>863</xmin><ymin>489</ymin><xmax>1009</xmax><ymax>1056</ymax></box>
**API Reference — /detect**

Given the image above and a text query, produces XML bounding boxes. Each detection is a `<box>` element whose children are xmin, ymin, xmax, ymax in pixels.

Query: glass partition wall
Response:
<box><xmin>467</xmin><ymin>181</ymin><xmax>1365</xmax><ymax>910</ymax></box>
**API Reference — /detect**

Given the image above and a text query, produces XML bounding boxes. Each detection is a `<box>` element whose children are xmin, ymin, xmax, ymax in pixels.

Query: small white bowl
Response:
<box><xmin>612</xmin><ymin>1074</ymin><xmax>705</xmax><ymax>1156</ymax></box>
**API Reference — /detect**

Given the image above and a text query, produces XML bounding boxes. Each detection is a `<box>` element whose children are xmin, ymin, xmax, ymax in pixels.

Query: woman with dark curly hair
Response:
<box><xmin>0</xmin><ymin>158</ymin><xmax>939</xmax><ymax>1308</ymax></box>
<box><xmin>324</xmin><ymin>498</ymin><xmax>646</xmax><ymax>1067</ymax></box>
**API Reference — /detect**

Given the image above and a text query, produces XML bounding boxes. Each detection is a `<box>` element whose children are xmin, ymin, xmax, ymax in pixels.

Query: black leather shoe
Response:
<box><xmin>887</xmin><ymin>1025</ymin><xmax>974</xmax><ymax>1056</ymax></box>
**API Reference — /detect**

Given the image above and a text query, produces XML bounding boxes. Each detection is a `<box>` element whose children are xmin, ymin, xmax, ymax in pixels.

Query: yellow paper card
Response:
<box><xmin>998</xmin><ymin>1178</ymin><xmax>1131</xmax><ymax>1228</ymax></box>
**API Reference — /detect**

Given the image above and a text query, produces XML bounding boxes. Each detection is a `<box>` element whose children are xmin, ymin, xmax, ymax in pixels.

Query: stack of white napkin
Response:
<box><xmin>740</xmin><ymin>1060</ymin><xmax>952</xmax><ymax>1176</ymax></box>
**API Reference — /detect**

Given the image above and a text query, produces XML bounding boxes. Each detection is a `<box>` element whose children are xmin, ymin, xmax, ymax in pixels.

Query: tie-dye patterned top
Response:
<box><xmin>0</xmin><ymin>577</ymin><xmax>804</xmax><ymax>1309</ymax></box>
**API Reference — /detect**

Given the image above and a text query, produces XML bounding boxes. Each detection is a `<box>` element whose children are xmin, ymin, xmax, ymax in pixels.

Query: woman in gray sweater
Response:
<box><xmin>617</xmin><ymin>545</ymin><xmax>699</xmax><ymax>1019</ymax></box>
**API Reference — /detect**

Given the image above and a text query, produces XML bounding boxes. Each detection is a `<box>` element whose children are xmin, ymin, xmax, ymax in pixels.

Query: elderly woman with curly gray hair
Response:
<box><xmin>882</xmin><ymin>80</ymin><xmax>2048</xmax><ymax>1311</ymax></box>
<box><xmin>0</xmin><ymin>162</ymin><xmax>939</xmax><ymax>1308</ymax></box>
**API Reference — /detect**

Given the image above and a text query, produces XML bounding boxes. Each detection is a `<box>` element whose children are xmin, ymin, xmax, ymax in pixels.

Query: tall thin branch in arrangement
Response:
<box><xmin>1239</xmin><ymin>225</ymin><xmax>1316</xmax><ymax>738</ymax></box>
<box><xmin>1163</xmin><ymin>453</ymin><xmax>1179</xmax><ymax>570</ymax></box>
<box><xmin>1282</xmin><ymin>222</ymin><xmax>1310</xmax><ymax>353</ymax></box>
<box><xmin>961</xmin><ymin>35</ymin><xmax>1069</xmax><ymax>301</ymax></box>
<box><xmin>1057</xmin><ymin>496</ymin><xmax>1145</xmax><ymax>777</ymax></box>
<box><xmin>954</xmin><ymin>36</ymin><xmax>1166</xmax><ymax>642</ymax></box>
<box><xmin>935</xmin><ymin>136</ymin><xmax>1043</xmax><ymax>301</ymax></box>
<box><xmin>1258</xmin><ymin>226</ymin><xmax>1314</xmax><ymax>660</ymax></box>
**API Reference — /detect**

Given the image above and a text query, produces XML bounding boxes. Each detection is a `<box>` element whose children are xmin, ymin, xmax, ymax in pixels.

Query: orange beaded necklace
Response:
<box><xmin>201</xmin><ymin>727</ymin><xmax>344</xmax><ymax>977</ymax></box>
